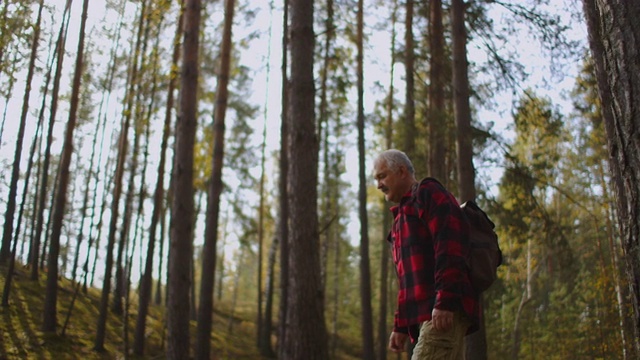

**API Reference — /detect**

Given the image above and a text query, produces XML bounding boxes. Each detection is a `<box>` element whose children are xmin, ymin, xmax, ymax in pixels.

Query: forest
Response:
<box><xmin>1</xmin><ymin>0</ymin><xmax>639</xmax><ymax>359</ymax></box>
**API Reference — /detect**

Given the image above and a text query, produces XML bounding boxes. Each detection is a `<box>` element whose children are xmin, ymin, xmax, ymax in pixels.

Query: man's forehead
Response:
<box><xmin>373</xmin><ymin>162</ymin><xmax>389</xmax><ymax>176</ymax></box>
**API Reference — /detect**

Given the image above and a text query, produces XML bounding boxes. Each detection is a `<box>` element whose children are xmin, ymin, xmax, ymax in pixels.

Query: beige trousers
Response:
<box><xmin>411</xmin><ymin>312</ymin><xmax>471</xmax><ymax>360</ymax></box>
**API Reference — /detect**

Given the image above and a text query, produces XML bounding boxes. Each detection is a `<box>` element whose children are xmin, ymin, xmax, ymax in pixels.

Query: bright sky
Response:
<box><xmin>0</xmin><ymin>0</ymin><xmax>588</xmax><ymax>283</ymax></box>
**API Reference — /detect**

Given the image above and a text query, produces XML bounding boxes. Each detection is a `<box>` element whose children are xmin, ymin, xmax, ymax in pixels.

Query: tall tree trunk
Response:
<box><xmin>451</xmin><ymin>1</ymin><xmax>486</xmax><ymax>358</ymax></box>
<box><xmin>378</xmin><ymin>3</ymin><xmax>398</xmax><ymax>359</ymax></box>
<box><xmin>330</xmin><ymin>197</ymin><xmax>341</xmax><ymax>359</ymax></box>
<box><xmin>26</xmin><ymin>72</ymin><xmax>50</xmax><ymax>268</ymax></box>
<box><xmin>155</xmin><ymin>184</ymin><xmax>170</xmax><ymax>305</ymax></box>
<box><xmin>226</xmin><ymin>246</ymin><xmax>245</xmax><ymax>335</ymax></box>
<box><xmin>451</xmin><ymin>0</ymin><xmax>475</xmax><ymax>203</ymax></box>
<box><xmin>582</xmin><ymin>1</ymin><xmax>640</xmax><ymax>356</ymax></box>
<box><xmin>403</xmin><ymin>0</ymin><xmax>416</xmax><ymax>159</ymax></box>
<box><xmin>88</xmin><ymin>155</ymin><xmax>114</xmax><ymax>291</ymax></box>
<box><xmin>257</xmin><ymin>3</ymin><xmax>276</xmax><ymax>354</ymax></box>
<box><xmin>283</xmin><ymin>0</ymin><xmax>328</xmax><ymax>357</ymax></box>
<box><xmin>84</xmin><ymin>0</ymin><xmax>126</xmax><ymax>294</ymax></box>
<box><xmin>356</xmin><ymin>0</ymin><xmax>375</xmax><ymax>358</ymax></box>
<box><xmin>1</xmin><ymin>0</ymin><xmax>44</xmax><ymax>306</ymax></box>
<box><xmin>113</xmin><ymin>0</ymin><xmax>153</xmax><ymax>315</ymax></box>
<box><xmin>317</xmin><ymin>0</ymin><xmax>333</xmax><ymax>300</ymax></box>
<box><xmin>42</xmin><ymin>0</ymin><xmax>90</xmax><ymax>333</ymax></box>
<box><xmin>166</xmin><ymin>0</ymin><xmax>201</xmax><ymax>357</ymax></box>
<box><xmin>599</xmin><ymin>162</ymin><xmax>633</xmax><ymax>359</ymax></box>
<box><xmin>277</xmin><ymin>1</ymin><xmax>290</xmax><ymax>357</ymax></box>
<box><xmin>262</xmin><ymin>230</ymin><xmax>278</xmax><ymax>357</ymax></box>
<box><xmin>31</xmin><ymin>0</ymin><xmax>73</xmax><ymax>282</ymax></box>
<box><xmin>195</xmin><ymin>0</ymin><xmax>234</xmax><ymax>358</ymax></box>
<box><xmin>95</xmin><ymin>0</ymin><xmax>146</xmax><ymax>349</ymax></box>
<box><xmin>133</xmin><ymin>4</ymin><xmax>182</xmax><ymax>355</ymax></box>
<box><xmin>0</xmin><ymin>0</ymin><xmax>44</xmax><ymax>265</ymax></box>
<box><xmin>112</xmin><ymin>111</ymin><xmax>142</xmax><ymax>316</ymax></box>
<box><xmin>428</xmin><ymin>0</ymin><xmax>446</xmax><ymax>181</ymax></box>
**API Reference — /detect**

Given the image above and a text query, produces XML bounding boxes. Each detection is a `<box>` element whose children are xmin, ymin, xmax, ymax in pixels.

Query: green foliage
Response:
<box><xmin>485</xmin><ymin>81</ymin><xmax>626</xmax><ymax>359</ymax></box>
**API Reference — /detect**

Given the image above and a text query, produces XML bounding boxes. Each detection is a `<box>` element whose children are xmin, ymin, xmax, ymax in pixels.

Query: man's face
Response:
<box><xmin>373</xmin><ymin>160</ymin><xmax>406</xmax><ymax>203</ymax></box>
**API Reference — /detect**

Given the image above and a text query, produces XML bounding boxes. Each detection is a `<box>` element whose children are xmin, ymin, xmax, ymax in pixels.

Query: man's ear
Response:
<box><xmin>398</xmin><ymin>165</ymin><xmax>408</xmax><ymax>178</ymax></box>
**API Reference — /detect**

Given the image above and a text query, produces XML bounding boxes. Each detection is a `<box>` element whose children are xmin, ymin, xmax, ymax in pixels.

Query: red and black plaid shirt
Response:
<box><xmin>387</xmin><ymin>178</ymin><xmax>479</xmax><ymax>339</ymax></box>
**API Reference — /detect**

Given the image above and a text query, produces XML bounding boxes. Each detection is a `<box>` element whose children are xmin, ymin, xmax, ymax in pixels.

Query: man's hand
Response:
<box><xmin>388</xmin><ymin>331</ymin><xmax>408</xmax><ymax>353</ymax></box>
<box><xmin>431</xmin><ymin>308</ymin><xmax>454</xmax><ymax>331</ymax></box>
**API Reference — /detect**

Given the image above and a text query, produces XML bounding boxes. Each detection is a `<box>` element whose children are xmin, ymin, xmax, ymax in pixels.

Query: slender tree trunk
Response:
<box><xmin>1</xmin><ymin>0</ymin><xmax>45</xmax><ymax>306</ymax></box>
<box><xmin>262</xmin><ymin>231</ymin><xmax>278</xmax><ymax>357</ymax></box>
<box><xmin>88</xmin><ymin>155</ymin><xmax>114</xmax><ymax>290</ymax></box>
<box><xmin>257</xmin><ymin>5</ymin><xmax>275</xmax><ymax>356</ymax></box>
<box><xmin>113</xmin><ymin>0</ymin><xmax>153</xmax><ymax>314</ymax></box>
<box><xmin>451</xmin><ymin>1</ymin><xmax>485</xmax><ymax>357</ymax></box>
<box><xmin>428</xmin><ymin>0</ymin><xmax>446</xmax><ymax>181</ymax></box>
<box><xmin>277</xmin><ymin>1</ymin><xmax>290</xmax><ymax>357</ymax></box>
<box><xmin>155</xmin><ymin>189</ymin><xmax>169</xmax><ymax>305</ymax></box>
<box><xmin>83</xmin><ymin>0</ymin><xmax>125</xmax><ymax>294</ymax></box>
<box><xmin>0</xmin><ymin>0</ymin><xmax>44</xmax><ymax>265</ymax></box>
<box><xmin>166</xmin><ymin>0</ymin><xmax>201</xmax><ymax>357</ymax></box>
<box><xmin>599</xmin><ymin>162</ymin><xmax>632</xmax><ymax>359</ymax></box>
<box><xmin>227</xmin><ymin>246</ymin><xmax>245</xmax><ymax>335</ymax></box>
<box><xmin>355</xmin><ymin>0</ymin><xmax>374</xmax><ymax>357</ymax></box>
<box><xmin>133</xmin><ymin>4</ymin><xmax>182</xmax><ymax>355</ymax></box>
<box><xmin>71</xmin><ymin>79</ymin><xmax>104</xmax><ymax>284</ymax></box>
<box><xmin>318</xmin><ymin>0</ymin><xmax>333</xmax><ymax>296</ymax></box>
<box><xmin>95</xmin><ymin>0</ymin><xmax>148</xmax><ymax>349</ymax></box>
<box><xmin>451</xmin><ymin>0</ymin><xmax>475</xmax><ymax>203</ymax></box>
<box><xmin>378</xmin><ymin>3</ymin><xmax>398</xmax><ymax>359</ymax></box>
<box><xmin>195</xmin><ymin>0</ymin><xmax>234</xmax><ymax>358</ymax></box>
<box><xmin>31</xmin><ymin>0</ymin><xmax>73</xmax><ymax>282</ymax></box>
<box><xmin>42</xmin><ymin>0</ymin><xmax>90</xmax><ymax>333</ymax></box>
<box><xmin>330</xmin><ymin>201</ymin><xmax>341</xmax><ymax>359</ymax></box>
<box><xmin>582</xmin><ymin>1</ymin><xmax>640</xmax><ymax>356</ymax></box>
<box><xmin>403</xmin><ymin>0</ymin><xmax>416</xmax><ymax>160</ymax></box>
<box><xmin>190</xmin><ymin>193</ymin><xmax>202</xmax><ymax>321</ymax></box>
<box><xmin>112</xmin><ymin>113</ymin><xmax>142</xmax><ymax>316</ymax></box>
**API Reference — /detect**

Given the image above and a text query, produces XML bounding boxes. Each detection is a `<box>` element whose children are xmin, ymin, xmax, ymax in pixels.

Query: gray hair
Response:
<box><xmin>374</xmin><ymin>149</ymin><xmax>415</xmax><ymax>176</ymax></box>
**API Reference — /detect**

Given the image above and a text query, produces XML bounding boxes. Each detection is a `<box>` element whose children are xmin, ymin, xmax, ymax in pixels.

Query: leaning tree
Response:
<box><xmin>582</xmin><ymin>0</ymin><xmax>640</xmax><ymax>357</ymax></box>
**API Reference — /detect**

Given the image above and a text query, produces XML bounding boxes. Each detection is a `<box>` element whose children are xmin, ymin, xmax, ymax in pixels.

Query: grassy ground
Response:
<box><xmin>0</xmin><ymin>263</ymin><xmax>272</xmax><ymax>359</ymax></box>
<box><xmin>0</xmin><ymin>263</ymin><xmax>362</xmax><ymax>359</ymax></box>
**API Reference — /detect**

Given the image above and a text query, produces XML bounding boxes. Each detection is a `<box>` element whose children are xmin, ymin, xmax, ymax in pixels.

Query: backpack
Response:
<box><xmin>459</xmin><ymin>199</ymin><xmax>502</xmax><ymax>292</ymax></box>
<box><xmin>413</xmin><ymin>178</ymin><xmax>502</xmax><ymax>292</ymax></box>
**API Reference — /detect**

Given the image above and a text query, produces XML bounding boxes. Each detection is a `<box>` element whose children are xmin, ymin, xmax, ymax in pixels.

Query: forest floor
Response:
<box><xmin>0</xmin><ymin>263</ymin><xmax>361</xmax><ymax>359</ymax></box>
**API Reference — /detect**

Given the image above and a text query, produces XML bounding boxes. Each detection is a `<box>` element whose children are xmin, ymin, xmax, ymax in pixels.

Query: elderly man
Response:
<box><xmin>373</xmin><ymin>149</ymin><xmax>479</xmax><ymax>359</ymax></box>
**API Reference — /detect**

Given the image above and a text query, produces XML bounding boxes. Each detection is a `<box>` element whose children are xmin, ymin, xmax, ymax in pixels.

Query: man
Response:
<box><xmin>373</xmin><ymin>149</ymin><xmax>479</xmax><ymax>359</ymax></box>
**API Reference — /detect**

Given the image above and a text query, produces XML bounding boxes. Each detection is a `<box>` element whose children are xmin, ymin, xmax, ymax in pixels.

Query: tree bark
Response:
<box><xmin>195</xmin><ymin>0</ymin><xmax>234</xmax><ymax>358</ymax></box>
<box><xmin>42</xmin><ymin>0</ymin><xmax>90</xmax><ymax>333</ymax></box>
<box><xmin>282</xmin><ymin>0</ymin><xmax>328</xmax><ymax>357</ymax></box>
<box><xmin>378</xmin><ymin>3</ymin><xmax>398</xmax><ymax>359</ymax></box>
<box><xmin>95</xmin><ymin>0</ymin><xmax>146</xmax><ymax>349</ymax></box>
<box><xmin>277</xmin><ymin>1</ymin><xmax>290</xmax><ymax>357</ymax></box>
<box><xmin>582</xmin><ymin>1</ymin><xmax>640</xmax><ymax>357</ymax></box>
<box><xmin>403</xmin><ymin>0</ymin><xmax>416</xmax><ymax>159</ymax></box>
<box><xmin>31</xmin><ymin>0</ymin><xmax>73</xmax><ymax>282</ymax></box>
<box><xmin>257</xmin><ymin>5</ymin><xmax>275</xmax><ymax>356</ymax></box>
<box><xmin>166</xmin><ymin>0</ymin><xmax>201</xmax><ymax>357</ymax></box>
<box><xmin>356</xmin><ymin>0</ymin><xmax>375</xmax><ymax>357</ymax></box>
<box><xmin>428</xmin><ymin>0</ymin><xmax>446</xmax><ymax>181</ymax></box>
<box><xmin>451</xmin><ymin>0</ymin><xmax>475</xmax><ymax>203</ymax></box>
<box><xmin>133</xmin><ymin>3</ymin><xmax>182</xmax><ymax>355</ymax></box>
<box><xmin>1</xmin><ymin>0</ymin><xmax>44</xmax><ymax>306</ymax></box>
<box><xmin>0</xmin><ymin>0</ymin><xmax>44</xmax><ymax>265</ymax></box>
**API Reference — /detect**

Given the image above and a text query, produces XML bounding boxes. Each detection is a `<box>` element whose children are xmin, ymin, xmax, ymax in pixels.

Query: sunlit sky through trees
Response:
<box><xmin>0</xmin><ymin>0</ymin><xmax>588</xmax><ymax>283</ymax></box>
